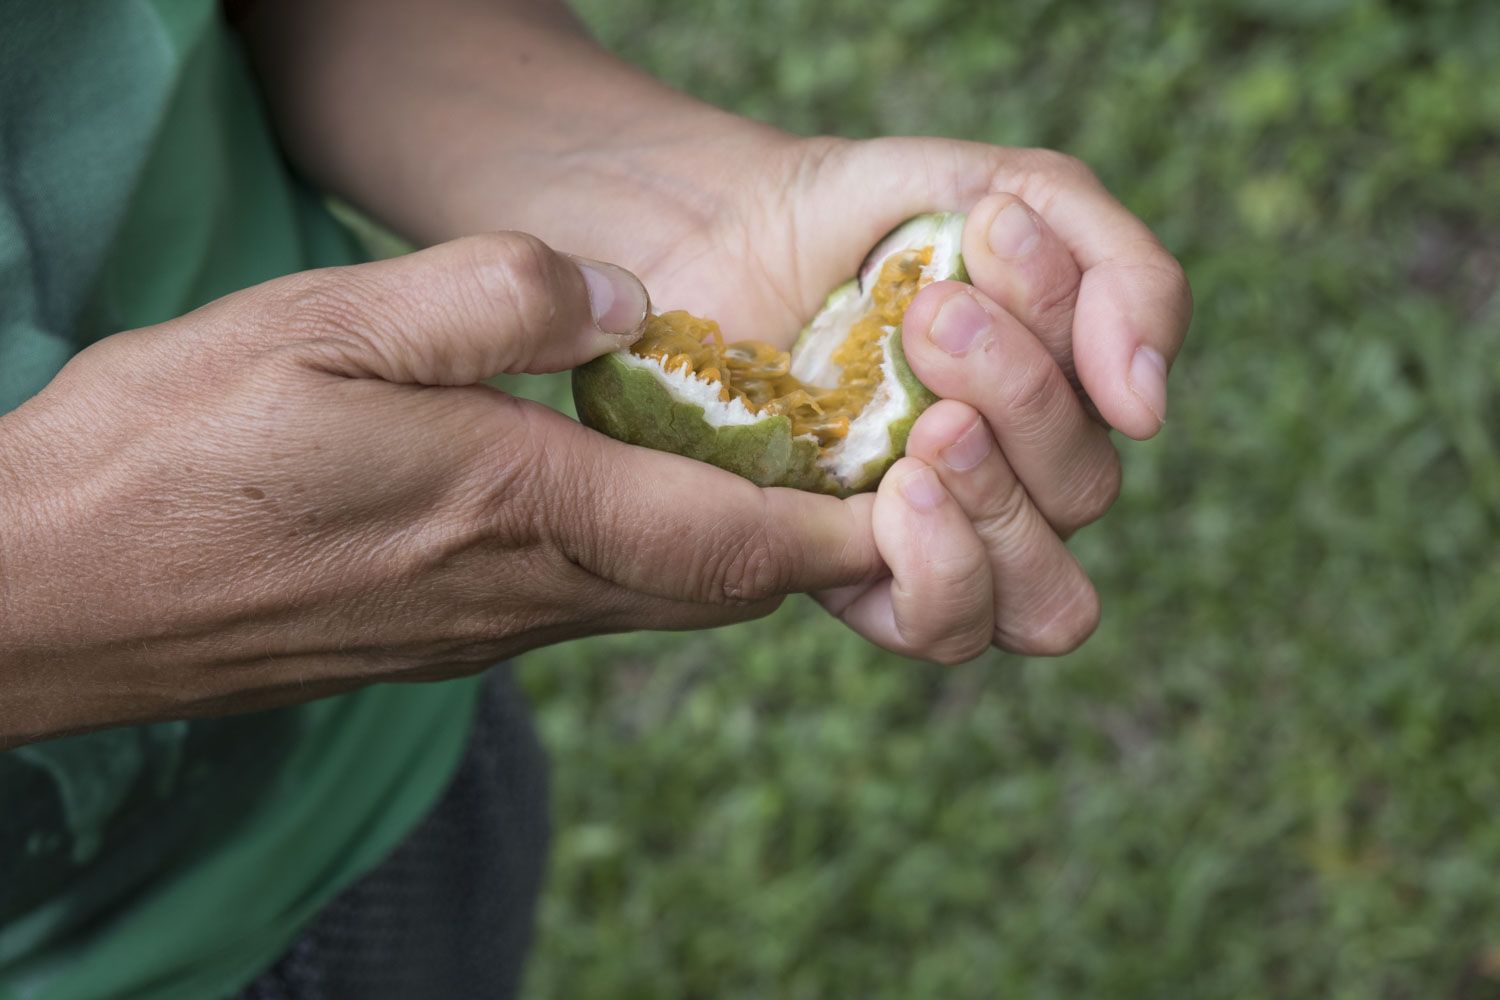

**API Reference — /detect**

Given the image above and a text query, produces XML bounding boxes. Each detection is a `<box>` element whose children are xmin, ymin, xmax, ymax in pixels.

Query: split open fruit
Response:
<box><xmin>571</xmin><ymin>213</ymin><xmax>967</xmax><ymax>496</ymax></box>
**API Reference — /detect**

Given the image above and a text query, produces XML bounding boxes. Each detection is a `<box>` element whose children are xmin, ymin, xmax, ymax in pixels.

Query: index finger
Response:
<box><xmin>1003</xmin><ymin>149</ymin><xmax>1193</xmax><ymax>439</ymax></box>
<box><xmin>541</xmin><ymin>410</ymin><xmax>883</xmax><ymax>604</ymax></box>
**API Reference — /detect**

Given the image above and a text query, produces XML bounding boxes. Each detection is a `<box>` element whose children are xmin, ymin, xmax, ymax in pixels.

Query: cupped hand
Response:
<box><xmin>0</xmin><ymin>233</ymin><xmax>882</xmax><ymax>744</ymax></box>
<box><xmin>632</xmin><ymin>135</ymin><xmax>1192</xmax><ymax>662</ymax></box>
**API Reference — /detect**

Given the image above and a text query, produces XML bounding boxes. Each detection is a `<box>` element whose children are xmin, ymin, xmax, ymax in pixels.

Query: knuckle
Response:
<box><xmin>1028</xmin><ymin>271</ymin><xmax>1081</xmax><ymax>327</ymax></box>
<box><xmin>1162</xmin><ymin>255</ymin><xmax>1195</xmax><ymax>325</ymax></box>
<box><xmin>1025</xmin><ymin>148</ymin><xmax>1096</xmax><ymax>184</ymax></box>
<box><xmin>1068</xmin><ymin>450</ymin><xmax>1123</xmax><ymax>529</ymax></box>
<box><xmin>892</xmin><ymin>563</ymin><xmax>992</xmax><ymax>664</ymax></box>
<box><xmin>711</xmin><ymin>528</ymin><xmax>791</xmax><ymax>604</ymax></box>
<box><xmin>1046</xmin><ymin>149</ymin><xmax>1085</xmax><ymax>173</ymax></box>
<box><xmin>897</xmin><ymin>609</ymin><xmax>989</xmax><ymax>666</ymax></box>
<box><xmin>930</xmin><ymin>631</ymin><xmax>993</xmax><ymax>667</ymax></box>
<box><xmin>972</xmin><ymin>479</ymin><xmax>1031</xmax><ymax>544</ymax></box>
<box><xmin>51</xmin><ymin>327</ymin><xmax>151</xmax><ymax>385</ymax></box>
<box><xmin>892</xmin><ymin>612</ymin><xmax>949</xmax><ymax>655</ymax></box>
<box><xmin>999</xmin><ymin>357</ymin><xmax>1067</xmax><ymax>429</ymax></box>
<box><xmin>464</xmin><ymin>232</ymin><xmax>560</xmax><ymax>333</ymax></box>
<box><xmin>473</xmin><ymin>231</ymin><xmax>554</xmax><ymax>285</ymax></box>
<box><xmin>1123</xmin><ymin>250</ymin><xmax>1193</xmax><ymax>331</ymax></box>
<box><xmin>927</xmin><ymin>543</ymin><xmax>990</xmax><ymax>586</ymax></box>
<box><xmin>1006</xmin><ymin>584</ymin><xmax>1101</xmax><ymax>657</ymax></box>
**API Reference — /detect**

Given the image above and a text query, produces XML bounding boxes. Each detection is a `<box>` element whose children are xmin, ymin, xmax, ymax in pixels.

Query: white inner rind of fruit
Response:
<box><xmin>615</xmin><ymin>350</ymin><xmax>764</xmax><ymax>427</ymax></box>
<box><xmin>629</xmin><ymin>213</ymin><xmax>964</xmax><ymax>489</ymax></box>
<box><xmin>820</xmin><ymin>329</ymin><xmax>909</xmax><ymax>485</ymax></box>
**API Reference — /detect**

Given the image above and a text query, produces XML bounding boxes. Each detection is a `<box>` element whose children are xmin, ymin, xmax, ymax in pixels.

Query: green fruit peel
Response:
<box><xmin>572</xmin><ymin>212</ymin><xmax>967</xmax><ymax>496</ymax></box>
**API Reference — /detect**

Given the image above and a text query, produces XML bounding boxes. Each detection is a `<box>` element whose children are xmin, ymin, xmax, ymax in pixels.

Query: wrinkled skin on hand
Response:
<box><xmin>0</xmin><ymin>233</ymin><xmax>882</xmax><ymax>746</ymax></box>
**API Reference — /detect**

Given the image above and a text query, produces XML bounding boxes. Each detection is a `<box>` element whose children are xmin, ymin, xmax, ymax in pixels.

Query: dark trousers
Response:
<box><xmin>236</xmin><ymin>667</ymin><xmax>551</xmax><ymax>1000</ymax></box>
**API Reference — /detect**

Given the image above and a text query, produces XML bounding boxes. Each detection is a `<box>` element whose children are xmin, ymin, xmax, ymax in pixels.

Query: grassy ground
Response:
<box><xmin>509</xmin><ymin>1</ymin><xmax>1500</xmax><ymax>996</ymax></box>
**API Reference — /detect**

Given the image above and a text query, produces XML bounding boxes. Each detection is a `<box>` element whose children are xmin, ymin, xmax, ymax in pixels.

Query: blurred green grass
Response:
<box><xmin>504</xmin><ymin>0</ymin><xmax>1500</xmax><ymax>996</ymax></box>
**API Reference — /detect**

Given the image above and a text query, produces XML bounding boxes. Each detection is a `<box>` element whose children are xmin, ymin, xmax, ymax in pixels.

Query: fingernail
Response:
<box><xmin>929</xmin><ymin>293</ymin><xmax>991</xmax><ymax>356</ymax></box>
<box><xmin>1128</xmin><ymin>345</ymin><xmax>1168</xmax><ymax>426</ymax></box>
<box><xmin>988</xmin><ymin>201</ymin><xmax>1040</xmax><ymax>259</ymax></box>
<box><xmin>899</xmin><ymin>466</ymin><xmax>946</xmax><ymax>511</ymax></box>
<box><xmin>940</xmin><ymin>420</ymin><xmax>990</xmax><ymax>472</ymax></box>
<box><xmin>572</xmin><ymin>256</ymin><xmax>649</xmax><ymax>337</ymax></box>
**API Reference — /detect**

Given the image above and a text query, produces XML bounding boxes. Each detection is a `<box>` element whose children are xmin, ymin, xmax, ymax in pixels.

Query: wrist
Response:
<box><xmin>241</xmin><ymin>0</ymin><xmax>792</xmax><ymax>262</ymax></box>
<box><xmin>0</xmin><ymin>421</ymin><xmax>54</xmax><ymax>745</ymax></box>
<box><xmin>0</xmin><ymin>422</ymin><xmax>37</xmax><ymax>651</ymax></box>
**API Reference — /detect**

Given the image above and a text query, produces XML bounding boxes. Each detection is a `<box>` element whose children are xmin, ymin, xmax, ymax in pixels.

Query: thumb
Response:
<box><xmin>260</xmin><ymin>231</ymin><xmax>648</xmax><ymax>384</ymax></box>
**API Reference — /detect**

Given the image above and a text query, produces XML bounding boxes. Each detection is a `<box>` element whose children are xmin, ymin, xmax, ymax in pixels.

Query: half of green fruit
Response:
<box><xmin>572</xmin><ymin>212</ymin><xmax>967</xmax><ymax>496</ymax></box>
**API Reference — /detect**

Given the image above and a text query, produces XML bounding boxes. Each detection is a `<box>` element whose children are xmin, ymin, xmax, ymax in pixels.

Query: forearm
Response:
<box><xmin>238</xmin><ymin>0</ymin><xmax>785</xmax><ymax>266</ymax></box>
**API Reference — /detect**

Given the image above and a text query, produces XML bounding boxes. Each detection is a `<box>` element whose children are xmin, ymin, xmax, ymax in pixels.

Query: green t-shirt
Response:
<box><xmin>0</xmin><ymin>3</ymin><xmax>483</xmax><ymax>997</ymax></box>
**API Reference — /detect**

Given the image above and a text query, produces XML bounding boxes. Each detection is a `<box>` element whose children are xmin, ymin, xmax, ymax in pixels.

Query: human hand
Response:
<box><xmin>0</xmin><ymin>233</ymin><xmax>883</xmax><ymax>745</ymax></box>
<box><xmin>235</xmin><ymin>0</ymin><xmax>1190</xmax><ymax>663</ymax></box>
<box><xmin>242</xmin><ymin>1</ymin><xmax>1187</xmax><ymax>444</ymax></box>
<box><xmin>628</xmin><ymin>136</ymin><xmax>1192</xmax><ymax>662</ymax></box>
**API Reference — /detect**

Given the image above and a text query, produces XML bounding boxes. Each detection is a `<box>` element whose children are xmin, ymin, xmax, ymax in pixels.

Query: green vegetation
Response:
<box><xmin>512</xmin><ymin>1</ymin><xmax>1500</xmax><ymax>995</ymax></box>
